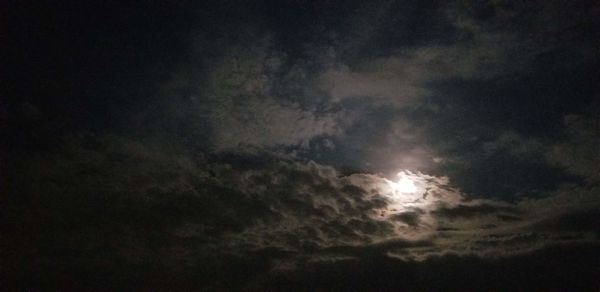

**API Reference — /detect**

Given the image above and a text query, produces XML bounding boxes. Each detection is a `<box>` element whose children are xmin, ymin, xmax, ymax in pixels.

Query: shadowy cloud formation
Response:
<box><xmin>5</xmin><ymin>134</ymin><xmax>598</xmax><ymax>289</ymax></box>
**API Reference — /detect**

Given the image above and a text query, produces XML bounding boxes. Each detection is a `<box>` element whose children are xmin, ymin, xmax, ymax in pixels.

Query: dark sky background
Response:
<box><xmin>3</xmin><ymin>0</ymin><xmax>600</xmax><ymax>290</ymax></box>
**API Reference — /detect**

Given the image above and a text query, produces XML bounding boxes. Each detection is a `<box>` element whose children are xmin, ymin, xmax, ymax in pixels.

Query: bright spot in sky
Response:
<box><xmin>389</xmin><ymin>172</ymin><xmax>418</xmax><ymax>194</ymax></box>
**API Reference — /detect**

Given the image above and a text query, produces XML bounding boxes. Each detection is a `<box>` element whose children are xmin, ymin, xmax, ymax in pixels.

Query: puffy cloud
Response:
<box><xmin>213</xmin><ymin>163</ymin><xmax>599</xmax><ymax>264</ymax></box>
<box><xmin>7</xmin><ymin>131</ymin><xmax>600</xmax><ymax>289</ymax></box>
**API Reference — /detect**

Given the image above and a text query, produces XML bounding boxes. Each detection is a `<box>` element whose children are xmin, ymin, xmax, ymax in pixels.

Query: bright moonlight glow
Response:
<box><xmin>389</xmin><ymin>172</ymin><xmax>418</xmax><ymax>194</ymax></box>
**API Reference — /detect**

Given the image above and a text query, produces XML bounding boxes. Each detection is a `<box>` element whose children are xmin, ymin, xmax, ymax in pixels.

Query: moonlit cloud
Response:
<box><xmin>18</xmin><ymin>135</ymin><xmax>596</xmax><ymax>270</ymax></box>
<box><xmin>208</xmin><ymin>97</ymin><xmax>343</xmax><ymax>152</ymax></box>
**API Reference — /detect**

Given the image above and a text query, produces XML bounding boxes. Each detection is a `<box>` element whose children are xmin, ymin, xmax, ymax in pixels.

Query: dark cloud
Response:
<box><xmin>389</xmin><ymin>210</ymin><xmax>425</xmax><ymax>227</ymax></box>
<box><xmin>269</xmin><ymin>244</ymin><xmax>600</xmax><ymax>291</ymax></box>
<box><xmin>6</xmin><ymin>133</ymin><xmax>599</xmax><ymax>288</ymax></box>
<box><xmin>431</xmin><ymin>203</ymin><xmax>520</xmax><ymax>220</ymax></box>
<box><xmin>545</xmin><ymin>114</ymin><xmax>600</xmax><ymax>183</ymax></box>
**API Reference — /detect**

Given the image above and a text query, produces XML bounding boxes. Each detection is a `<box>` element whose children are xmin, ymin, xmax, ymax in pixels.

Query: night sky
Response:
<box><xmin>3</xmin><ymin>0</ymin><xmax>600</xmax><ymax>290</ymax></box>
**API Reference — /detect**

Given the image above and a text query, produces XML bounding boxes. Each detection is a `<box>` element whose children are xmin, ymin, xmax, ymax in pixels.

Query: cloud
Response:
<box><xmin>7</xmin><ymin>130</ymin><xmax>600</xmax><ymax>289</ymax></box>
<box><xmin>224</xmin><ymin>164</ymin><xmax>599</xmax><ymax>263</ymax></box>
<box><xmin>431</xmin><ymin>203</ymin><xmax>521</xmax><ymax>220</ymax></box>
<box><xmin>6</xmin><ymin>1</ymin><xmax>600</xmax><ymax>290</ymax></box>
<box><xmin>318</xmin><ymin>64</ymin><xmax>429</xmax><ymax>106</ymax></box>
<box><xmin>388</xmin><ymin>211</ymin><xmax>425</xmax><ymax>227</ymax></box>
<box><xmin>315</xmin><ymin>0</ymin><xmax>597</xmax><ymax>116</ymax></box>
<box><xmin>13</xmin><ymin>1</ymin><xmax>596</xmax><ymax>268</ymax></box>
<box><xmin>545</xmin><ymin>114</ymin><xmax>600</xmax><ymax>182</ymax></box>
<box><xmin>482</xmin><ymin>131</ymin><xmax>544</xmax><ymax>158</ymax></box>
<box><xmin>208</xmin><ymin>97</ymin><xmax>343</xmax><ymax>152</ymax></box>
<box><xmin>164</xmin><ymin>33</ymin><xmax>352</xmax><ymax>153</ymax></box>
<box><xmin>317</xmin><ymin>25</ymin><xmax>539</xmax><ymax>107</ymax></box>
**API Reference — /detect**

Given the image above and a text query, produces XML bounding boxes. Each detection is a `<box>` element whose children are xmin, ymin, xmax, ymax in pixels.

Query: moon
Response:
<box><xmin>389</xmin><ymin>173</ymin><xmax>418</xmax><ymax>194</ymax></box>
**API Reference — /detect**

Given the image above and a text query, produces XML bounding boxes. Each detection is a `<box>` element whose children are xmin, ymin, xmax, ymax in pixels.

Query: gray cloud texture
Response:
<box><xmin>10</xmin><ymin>134</ymin><xmax>598</xmax><ymax>276</ymax></box>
